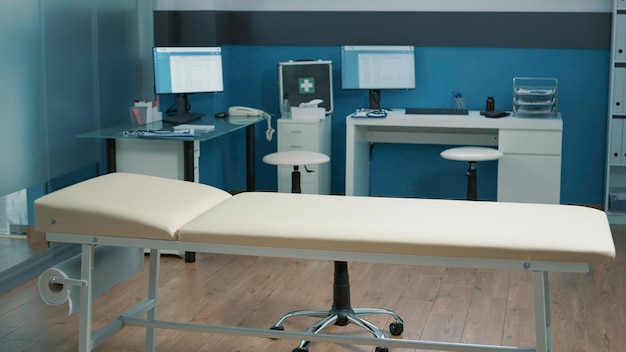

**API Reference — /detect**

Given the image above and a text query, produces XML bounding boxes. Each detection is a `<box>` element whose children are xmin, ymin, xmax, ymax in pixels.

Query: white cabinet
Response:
<box><xmin>497</xmin><ymin>129</ymin><xmax>562</xmax><ymax>204</ymax></box>
<box><xmin>277</xmin><ymin>117</ymin><xmax>331</xmax><ymax>194</ymax></box>
<box><xmin>605</xmin><ymin>0</ymin><xmax>626</xmax><ymax>223</ymax></box>
<box><xmin>116</xmin><ymin>139</ymin><xmax>200</xmax><ymax>182</ymax></box>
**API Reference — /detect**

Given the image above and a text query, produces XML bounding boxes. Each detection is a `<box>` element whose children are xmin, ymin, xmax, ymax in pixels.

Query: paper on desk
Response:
<box><xmin>173</xmin><ymin>124</ymin><xmax>215</xmax><ymax>132</ymax></box>
<box><xmin>137</xmin><ymin>129</ymin><xmax>197</xmax><ymax>138</ymax></box>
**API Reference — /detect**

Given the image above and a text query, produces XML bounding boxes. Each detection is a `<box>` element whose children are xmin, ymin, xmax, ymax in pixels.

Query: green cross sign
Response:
<box><xmin>299</xmin><ymin>77</ymin><xmax>315</xmax><ymax>94</ymax></box>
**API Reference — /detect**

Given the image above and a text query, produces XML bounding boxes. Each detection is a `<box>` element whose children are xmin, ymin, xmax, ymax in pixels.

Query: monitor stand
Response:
<box><xmin>369</xmin><ymin>89</ymin><xmax>381</xmax><ymax>110</ymax></box>
<box><xmin>163</xmin><ymin>94</ymin><xmax>203</xmax><ymax>124</ymax></box>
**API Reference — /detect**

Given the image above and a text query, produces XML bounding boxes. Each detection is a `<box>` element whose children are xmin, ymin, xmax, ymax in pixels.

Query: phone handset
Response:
<box><xmin>228</xmin><ymin>106</ymin><xmax>274</xmax><ymax>141</ymax></box>
<box><xmin>228</xmin><ymin>106</ymin><xmax>263</xmax><ymax>117</ymax></box>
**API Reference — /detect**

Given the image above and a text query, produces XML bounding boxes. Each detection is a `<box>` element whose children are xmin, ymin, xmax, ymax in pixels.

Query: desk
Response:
<box><xmin>79</xmin><ymin>115</ymin><xmax>262</xmax><ymax>186</ymax></box>
<box><xmin>79</xmin><ymin>115</ymin><xmax>263</xmax><ymax>261</ymax></box>
<box><xmin>346</xmin><ymin>110</ymin><xmax>563</xmax><ymax>204</ymax></box>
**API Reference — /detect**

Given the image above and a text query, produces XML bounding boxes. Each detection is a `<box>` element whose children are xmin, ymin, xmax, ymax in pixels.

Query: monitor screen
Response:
<box><xmin>341</xmin><ymin>45</ymin><xmax>415</xmax><ymax>90</ymax></box>
<box><xmin>153</xmin><ymin>47</ymin><xmax>224</xmax><ymax>95</ymax></box>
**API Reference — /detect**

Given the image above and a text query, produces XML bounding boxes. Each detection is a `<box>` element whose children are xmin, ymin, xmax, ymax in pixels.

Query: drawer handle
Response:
<box><xmin>290</xmin><ymin>130</ymin><xmax>304</xmax><ymax>134</ymax></box>
<box><xmin>289</xmin><ymin>145</ymin><xmax>303</xmax><ymax>149</ymax></box>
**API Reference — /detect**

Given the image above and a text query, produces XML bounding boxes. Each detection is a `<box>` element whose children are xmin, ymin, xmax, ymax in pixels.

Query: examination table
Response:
<box><xmin>34</xmin><ymin>172</ymin><xmax>616</xmax><ymax>352</ymax></box>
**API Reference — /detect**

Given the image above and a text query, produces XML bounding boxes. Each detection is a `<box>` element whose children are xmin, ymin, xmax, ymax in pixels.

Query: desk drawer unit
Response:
<box><xmin>277</xmin><ymin>118</ymin><xmax>331</xmax><ymax>194</ymax></box>
<box><xmin>497</xmin><ymin>129</ymin><xmax>562</xmax><ymax>204</ymax></box>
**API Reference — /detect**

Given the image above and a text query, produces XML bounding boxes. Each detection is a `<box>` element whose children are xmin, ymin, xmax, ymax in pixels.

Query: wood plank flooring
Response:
<box><xmin>0</xmin><ymin>234</ymin><xmax>47</xmax><ymax>273</ymax></box>
<box><xmin>0</xmin><ymin>225</ymin><xmax>624</xmax><ymax>352</ymax></box>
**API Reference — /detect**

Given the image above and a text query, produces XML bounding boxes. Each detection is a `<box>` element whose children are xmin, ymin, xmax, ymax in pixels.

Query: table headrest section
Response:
<box><xmin>35</xmin><ymin>173</ymin><xmax>231</xmax><ymax>240</ymax></box>
<box><xmin>179</xmin><ymin>192</ymin><xmax>615</xmax><ymax>264</ymax></box>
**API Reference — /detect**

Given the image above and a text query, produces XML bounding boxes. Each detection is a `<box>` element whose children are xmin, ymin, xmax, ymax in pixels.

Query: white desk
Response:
<box><xmin>346</xmin><ymin>110</ymin><xmax>563</xmax><ymax>204</ymax></box>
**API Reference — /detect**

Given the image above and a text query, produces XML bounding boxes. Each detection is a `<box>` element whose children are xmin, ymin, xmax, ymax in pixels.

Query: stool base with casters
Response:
<box><xmin>263</xmin><ymin>150</ymin><xmax>403</xmax><ymax>352</ymax></box>
<box><xmin>440</xmin><ymin>146</ymin><xmax>503</xmax><ymax>201</ymax></box>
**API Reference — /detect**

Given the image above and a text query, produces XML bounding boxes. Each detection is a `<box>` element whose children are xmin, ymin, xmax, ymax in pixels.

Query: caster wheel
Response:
<box><xmin>375</xmin><ymin>347</ymin><xmax>389</xmax><ymax>352</ymax></box>
<box><xmin>292</xmin><ymin>348</ymin><xmax>308</xmax><ymax>352</ymax></box>
<box><xmin>389</xmin><ymin>322</ymin><xmax>404</xmax><ymax>336</ymax></box>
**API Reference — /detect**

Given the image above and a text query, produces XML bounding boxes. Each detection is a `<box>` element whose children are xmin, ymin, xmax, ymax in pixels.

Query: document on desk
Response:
<box><xmin>137</xmin><ymin>129</ymin><xmax>197</xmax><ymax>138</ymax></box>
<box><xmin>173</xmin><ymin>124</ymin><xmax>215</xmax><ymax>132</ymax></box>
<box><xmin>136</xmin><ymin>125</ymin><xmax>215</xmax><ymax>138</ymax></box>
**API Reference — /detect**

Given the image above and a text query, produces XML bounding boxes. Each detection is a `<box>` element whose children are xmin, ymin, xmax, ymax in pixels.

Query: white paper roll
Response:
<box><xmin>38</xmin><ymin>246</ymin><xmax>144</xmax><ymax>315</ymax></box>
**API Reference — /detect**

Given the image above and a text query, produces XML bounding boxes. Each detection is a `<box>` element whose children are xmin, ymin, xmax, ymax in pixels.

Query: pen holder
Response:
<box><xmin>129</xmin><ymin>106</ymin><xmax>148</xmax><ymax>126</ymax></box>
<box><xmin>454</xmin><ymin>97</ymin><xmax>466</xmax><ymax>110</ymax></box>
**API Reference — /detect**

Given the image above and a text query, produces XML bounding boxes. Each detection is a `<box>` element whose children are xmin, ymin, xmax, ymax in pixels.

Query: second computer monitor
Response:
<box><xmin>341</xmin><ymin>45</ymin><xmax>415</xmax><ymax>109</ymax></box>
<box><xmin>153</xmin><ymin>47</ymin><xmax>224</xmax><ymax>121</ymax></box>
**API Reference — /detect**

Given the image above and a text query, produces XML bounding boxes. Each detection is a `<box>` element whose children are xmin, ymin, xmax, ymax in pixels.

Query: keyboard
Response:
<box><xmin>405</xmin><ymin>108</ymin><xmax>469</xmax><ymax>115</ymax></box>
<box><xmin>162</xmin><ymin>113</ymin><xmax>203</xmax><ymax>125</ymax></box>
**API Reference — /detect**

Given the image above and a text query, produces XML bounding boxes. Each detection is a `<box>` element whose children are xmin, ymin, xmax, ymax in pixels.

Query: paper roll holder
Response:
<box><xmin>50</xmin><ymin>276</ymin><xmax>88</xmax><ymax>287</ymax></box>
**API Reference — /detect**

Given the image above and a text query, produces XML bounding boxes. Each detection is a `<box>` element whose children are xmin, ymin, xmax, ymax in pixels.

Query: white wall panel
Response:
<box><xmin>155</xmin><ymin>0</ymin><xmax>611</xmax><ymax>13</ymax></box>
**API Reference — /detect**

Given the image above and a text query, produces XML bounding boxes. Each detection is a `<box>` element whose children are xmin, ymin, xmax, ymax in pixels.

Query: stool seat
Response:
<box><xmin>440</xmin><ymin>146</ymin><xmax>503</xmax><ymax>162</ymax></box>
<box><xmin>263</xmin><ymin>150</ymin><xmax>330</xmax><ymax>166</ymax></box>
<box><xmin>440</xmin><ymin>146</ymin><xmax>503</xmax><ymax>201</ymax></box>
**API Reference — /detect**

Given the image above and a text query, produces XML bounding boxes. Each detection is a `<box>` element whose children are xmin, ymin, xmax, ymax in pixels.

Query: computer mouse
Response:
<box><xmin>214</xmin><ymin>112</ymin><xmax>229</xmax><ymax>118</ymax></box>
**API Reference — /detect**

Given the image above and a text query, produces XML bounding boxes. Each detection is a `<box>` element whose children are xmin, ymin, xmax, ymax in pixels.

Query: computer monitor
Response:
<box><xmin>153</xmin><ymin>47</ymin><xmax>224</xmax><ymax>121</ymax></box>
<box><xmin>341</xmin><ymin>45</ymin><xmax>416</xmax><ymax>110</ymax></box>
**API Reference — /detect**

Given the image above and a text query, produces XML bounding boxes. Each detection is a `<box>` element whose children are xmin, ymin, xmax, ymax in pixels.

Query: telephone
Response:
<box><xmin>228</xmin><ymin>106</ymin><xmax>263</xmax><ymax>117</ymax></box>
<box><xmin>228</xmin><ymin>106</ymin><xmax>274</xmax><ymax>141</ymax></box>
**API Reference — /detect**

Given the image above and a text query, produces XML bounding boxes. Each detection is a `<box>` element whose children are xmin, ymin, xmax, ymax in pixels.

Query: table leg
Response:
<box><xmin>532</xmin><ymin>271</ymin><xmax>551</xmax><ymax>352</ymax></box>
<box><xmin>106</xmin><ymin>139</ymin><xmax>116</xmax><ymax>173</ymax></box>
<box><xmin>183</xmin><ymin>141</ymin><xmax>196</xmax><ymax>263</ymax></box>
<box><xmin>246</xmin><ymin>124</ymin><xmax>255</xmax><ymax>191</ymax></box>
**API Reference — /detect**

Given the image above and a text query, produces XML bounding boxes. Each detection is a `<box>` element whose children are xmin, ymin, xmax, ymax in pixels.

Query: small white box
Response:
<box><xmin>291</xmin><ymin>107</ymin><xmax>325</xmax><ymax>120</ymax></box>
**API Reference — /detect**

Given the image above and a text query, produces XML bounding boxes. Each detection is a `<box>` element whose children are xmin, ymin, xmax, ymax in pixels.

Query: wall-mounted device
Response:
<box><xmin>341</xmin><ymin>45</ymin><xmax>415</xmax><ymax>110</ymax></box>
<box><xmin>153</xmin><ymin>47</ymin><xmax>224</xmax><ymax>124</ymax></box>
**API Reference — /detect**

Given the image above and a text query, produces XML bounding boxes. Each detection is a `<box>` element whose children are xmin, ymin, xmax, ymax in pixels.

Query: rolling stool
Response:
<box><xmin>262</xmin><ymin>150</ymin><xmax>329</xmax><ymax>194</ymax></box>
<box><xmin>440</xmin><ymin>146</ymin><xmax>503</xmax><ymax>201</ymax></box>
<box><xmin>263</xmin><ymin>150</ymin><xmax>404</xmax><ymax>352</ymax></box>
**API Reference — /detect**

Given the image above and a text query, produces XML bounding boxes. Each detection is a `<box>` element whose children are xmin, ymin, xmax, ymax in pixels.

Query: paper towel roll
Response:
<box><xmin>38</xmin><ymin>245</ymin><xmax>144</xmax><ymax>315</ymax></box>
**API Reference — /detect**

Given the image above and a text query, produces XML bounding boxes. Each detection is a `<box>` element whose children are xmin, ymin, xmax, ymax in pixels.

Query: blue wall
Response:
<box><xmin>192</xmin><ymin>45</ymin><xmax>608</xmax><ymax>205</ymax></box>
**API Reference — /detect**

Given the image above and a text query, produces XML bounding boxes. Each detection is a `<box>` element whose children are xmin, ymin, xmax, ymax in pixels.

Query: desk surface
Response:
<box><xmin>348</xmin><ymin>110</ymin><xmax>562</xmax><ymax>130</ymax></box>
<box><xmin>78</xmin><ymin>115</ymin><xmax>263</xmax><ymax>141</ymax></box>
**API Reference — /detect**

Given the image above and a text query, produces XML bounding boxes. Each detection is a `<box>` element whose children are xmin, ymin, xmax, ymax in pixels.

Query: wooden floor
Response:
<box><xmin>0</xmin><ymin>233</ymin><xmax>47</xmax><ymax>273</ymax></box>
<box><xmin>0</xmin><ymin>226</ymin><xmax>624</xmax><ymax>352</ymax></box>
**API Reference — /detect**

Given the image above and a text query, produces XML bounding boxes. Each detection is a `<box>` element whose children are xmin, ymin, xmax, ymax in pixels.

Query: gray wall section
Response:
<box><xmin>154</xmin><ymin>11</ymin><xmax>611</xmax><ymax>49</ymax></box>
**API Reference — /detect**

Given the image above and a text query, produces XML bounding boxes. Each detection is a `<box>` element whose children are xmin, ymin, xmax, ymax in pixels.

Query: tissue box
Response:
<box><xmin>291</xmin><ymin>107</ymin><xmax>325</xmax><ymax>120</ymax></box>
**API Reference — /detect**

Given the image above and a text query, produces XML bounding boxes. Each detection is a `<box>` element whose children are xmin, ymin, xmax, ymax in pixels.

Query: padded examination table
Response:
<box><xmin>34</xmin><ymin>173</ymin><xmax>616</xmax><ymax>352</ymax></box>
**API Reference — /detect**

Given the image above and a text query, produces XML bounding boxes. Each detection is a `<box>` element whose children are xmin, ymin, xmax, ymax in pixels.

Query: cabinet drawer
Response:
<box><xmin>499</xmin><ymin>130</ymin><xmax>562</xmax><ymax>155</ymax></box>
<box><xmin>279</xmin><ymin>123</ymin><xmax>317</xmax><ymax>137</ymax></box>
<box><xmin>278</xmin><ymin>137</ymin><xmax>316</xmax><ymax>151</ymax></box>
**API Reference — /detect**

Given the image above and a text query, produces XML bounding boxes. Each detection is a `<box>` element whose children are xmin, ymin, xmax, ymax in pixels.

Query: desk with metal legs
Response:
<box><xmin>79</xmin><ymin>115</ymin><xmax>263</xmax><ymax>261</ymax></box>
